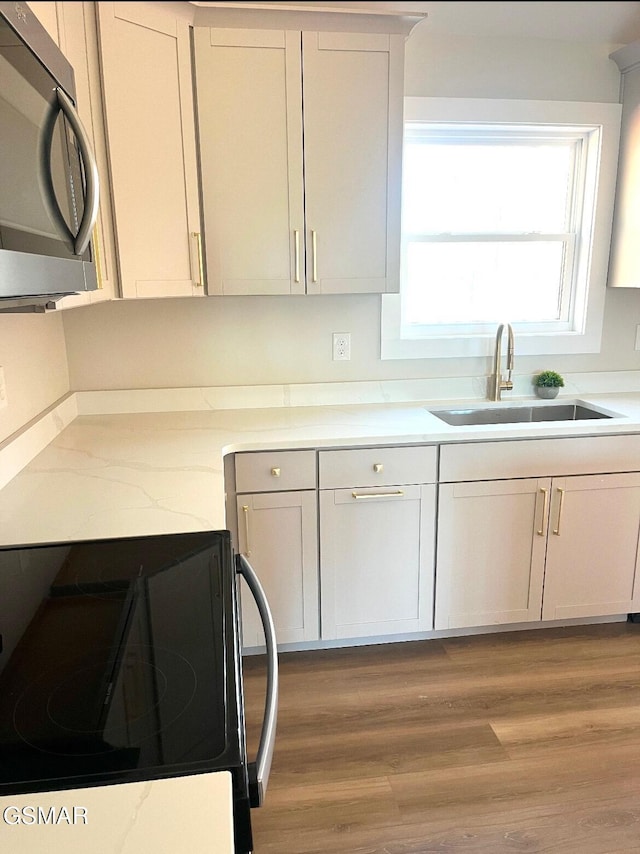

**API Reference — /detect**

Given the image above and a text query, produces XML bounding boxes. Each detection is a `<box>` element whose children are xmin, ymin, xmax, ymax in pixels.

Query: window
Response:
<box><xmin>381</xmin><ymin>98</ymin><xmax>622</xmax><ymax>360</ymax></box>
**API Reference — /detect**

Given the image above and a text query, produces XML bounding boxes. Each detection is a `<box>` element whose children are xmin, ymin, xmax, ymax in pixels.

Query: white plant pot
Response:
<box><xmin>535</xmin><ymin>386</ymin><xmax>560</xmax><ymax>399</ymax></box>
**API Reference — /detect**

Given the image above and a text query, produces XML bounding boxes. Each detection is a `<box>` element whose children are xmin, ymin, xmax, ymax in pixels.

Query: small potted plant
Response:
<box><xmin>534</xmin><ymin>370</ymin><xmax>564</xmax><ymax>399</ymax></box>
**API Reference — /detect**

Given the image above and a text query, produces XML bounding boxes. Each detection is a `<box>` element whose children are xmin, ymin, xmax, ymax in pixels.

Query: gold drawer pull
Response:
<box><xmin>191</xmin><ymin>231</ymin><xmax>204</xmax><ymax>288</ymax></box>
<box><xmin>352</xmin><ymin>490</ymin><xmax>404</xmax><ymax>500</ymax></box>
<box><xmin>294</xmin><ymin>230</ymin><xmax>300</xmax><ymax>283</ymax></box>
<box><xmin>242</xmin><ymin>504</ymin><xmax>251</xmax><ymax>556</ymax></box>
<box><xmin>553</xmin><ymin>487</ymin><xmax>565</xmax><ymax>535</ymax></box>
<box><xmin>271</xmin><ymin>467</ymin><xmax>281</xmax><ymax>478</ymax></box>
<box><xmin>311</xmin><ymin>230</ymin><xmax>318</xmax><ymax>283</ymax></box>
<box><xmin>537</xmin><ymin>487</ymin><xmax>549</xmax><ymax>536</ymax></box>
<box><xmin>373</xmin><ymin>463</ymin><xmax>384</xmax><ymax>473</ymax></box>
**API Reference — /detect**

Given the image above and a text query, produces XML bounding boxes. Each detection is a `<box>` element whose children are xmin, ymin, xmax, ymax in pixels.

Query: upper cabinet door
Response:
<box><xmin>302</xmin><ymin>31</ymin><xmax>404</xmax><ymax>295</ymax></box>
<box><xmin>193</xmin><ymin>28</ymin><xmax>305</xmax><ymax>296</ymax></box>
<box><xmin>608</xmin><ymin>47</ymin><xmax>640</xmax><ymax>288</ymax></box>
<box><xmin>193</xmin><ymin>26</ymin><xmax>404</xmax><ymax>296</ymax></box>
<box><xmin>194</xmin><ymin>27</ymin><xmax>304</xmax><ymax>294</ymax></box>
<box><xmin>97</xmin><ymin>2</ymin><xmax>203</xmax><ymax>298</ymax></box>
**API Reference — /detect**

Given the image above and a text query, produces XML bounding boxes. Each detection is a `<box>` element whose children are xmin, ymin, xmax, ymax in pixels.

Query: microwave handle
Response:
<box><xmin>40</xmin><ymin>97</ymin><xmax>76</xmax><ymax>252</ymax></box>
<box><xmin>235</xmin><ymin>553</ymin><xmax>278</xmax><ymax>808</ymax></box>
<box><xmin>56</xmin><ymin>88</ymin><xmax>100</xmax><ymax>256</ymax></box>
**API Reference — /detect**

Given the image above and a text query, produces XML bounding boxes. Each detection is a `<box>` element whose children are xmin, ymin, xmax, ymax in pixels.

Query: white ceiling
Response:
<box><xmin>191</xmin><ymin>1</ymin><xmax>640</xmax><ymax>45</ymax></box>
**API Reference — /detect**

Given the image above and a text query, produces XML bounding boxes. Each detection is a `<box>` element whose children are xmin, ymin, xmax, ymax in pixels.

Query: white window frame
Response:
<box><xmin>381</xmin><ymin>98</ymin><xmax>622</xmax><ymax>360</ymax></box>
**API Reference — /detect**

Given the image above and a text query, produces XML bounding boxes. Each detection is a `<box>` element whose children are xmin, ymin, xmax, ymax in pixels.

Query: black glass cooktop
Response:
<box><xmin>0</xmin><ymin>531</ymin><xmax>244</xmax><ymax>796</ymax></box>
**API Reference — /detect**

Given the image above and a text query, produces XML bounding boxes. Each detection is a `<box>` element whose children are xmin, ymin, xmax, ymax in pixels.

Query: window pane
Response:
<box><xmin>402</xmin><ymin>140</ymin><xmax>574</xmax><ymax>234</ymax></box>
<box><xmin>403</xmin><ymin>241</ymin><xmax>565</xmax><ymax>325</ymax></box>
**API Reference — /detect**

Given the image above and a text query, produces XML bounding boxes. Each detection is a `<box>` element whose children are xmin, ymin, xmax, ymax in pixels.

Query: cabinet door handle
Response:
<box><xmin>191</xmin><ymin>231</ymin><xmax>205</xmax><ymax>287</ymax></box>
<box><xmin>552</xmin><ymin>487</ymin><xmax>565</xmax><ymax>535</ymax></box>
<box><xmin>294</xmin><ymin>230</ymin><xmax>300</xmax><ymax>283</ymax></box>
<box><xmin>537</xmin><ymin>487</ymin><xmax>549</xmax><ymax>536</ymax></box>
<box><xmin>351</xmin><ymin>490</ymin><xmax>404</xmax><ymax>500</ymax></box>
<box><xmin>242</xmin><ymin>504</ymin><xmax>251</xmax><ymax>556</ymax></box>
<box><xmin>311</xmin><ymin>230</ymin><xmax>318</xmax><ymax>283</ymax></box>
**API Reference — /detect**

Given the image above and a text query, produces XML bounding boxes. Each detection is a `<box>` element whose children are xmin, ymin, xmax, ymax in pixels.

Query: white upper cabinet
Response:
<box><xmin>608</xmin><ymin>41</ymin><xmax>640</xmax><ymax>288</ymax></box>
<box><xmin>301</xmin><ymin>31</ymin><xmax>403</xmax><ymax>295</ymax></box>
<box><xmin>97</xmin><ymin>2</ymin><xmax>203</xmax><ymax>299</ymax></box>
<box><xmin>193</xmin><ymin>27</ymin><xmax>404</xmax><ymax>295</ymax></box>
<box><xmin>193</xmin><ymin>28</ymin><xmax>305</xmax><ymax>296</ymax></box>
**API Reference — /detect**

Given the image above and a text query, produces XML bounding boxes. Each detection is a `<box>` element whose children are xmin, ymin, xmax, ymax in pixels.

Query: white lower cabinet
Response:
<box><xmin>435</xmin><ymin>471</ymin><xmax>640</xmax><ymax>630</ymax></box>
<box><xmin>236</xmin><ymin>491</ymin><xmax>319</xmax><ymax>647</ymax></box>
<box><xmin>318</xmin><ymin>446</ymin><xmax>437</xmax><ymax>640</ymax></box>
<box><xmin>435</xmin><ymin>478</ymin><xmax>548</xmax><ymax>630</ymax></box>
<box><xmin>319</xmin><ymin>485</ymin><xmax>436</xmax><ymax>639</ymax></box>
<box><xmin>541</xmin><ymin>472</ymin><xmax>640</xmax><ymax>620</ymax></box>
<box><xmin>234</xmin><ymin>450</ymin><xmax>319</xmax><ymax>647</ymax></box>
<box><xmin>233</xmin><ymin>438</ymin><xmax>640</xmax><ymax>650</ymax></box>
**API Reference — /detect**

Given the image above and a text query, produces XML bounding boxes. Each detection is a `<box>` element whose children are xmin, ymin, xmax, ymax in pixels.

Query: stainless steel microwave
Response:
<box><xmin>0</xmin><ymin>1</ymin><xmax>99</xmax><ymax>311</ymax></box>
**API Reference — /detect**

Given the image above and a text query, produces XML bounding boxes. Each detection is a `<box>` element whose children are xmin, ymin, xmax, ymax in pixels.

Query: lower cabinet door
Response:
<box><xmin>236</xmin><ymin>491</ymin><xmax>319</xmax><ymax>647</ymax></box>
<box><xmin>319</xmin><ymin>484</ymin><xmax>435</xmax><ymax>640</ymax></box>
<box><xmin>435</xmin><ymin>478</ymin><xmax>549</xmax><ymax>630</ymax></box>
<box><xmin>542</xmin><ymin>472</ymin><xmax>640</xmax><ymax>620</ymax></box>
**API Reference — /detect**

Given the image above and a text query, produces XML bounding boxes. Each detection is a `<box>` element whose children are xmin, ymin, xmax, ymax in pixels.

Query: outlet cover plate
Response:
<box><xmin>333</xmin><ymin>333</ymin><xmax>351</xmax><ymax>361</ymax></box>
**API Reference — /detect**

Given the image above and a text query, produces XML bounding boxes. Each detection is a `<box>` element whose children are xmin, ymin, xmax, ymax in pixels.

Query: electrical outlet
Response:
<box><xmin>0</xmin><ymin>367</ymin><xmax>6</xmax><ymax>410</ymax></box>
<box><xmin>333</xmin><ymin>333</ymin><xmax>351</xmax><ymax>361</ymax></box>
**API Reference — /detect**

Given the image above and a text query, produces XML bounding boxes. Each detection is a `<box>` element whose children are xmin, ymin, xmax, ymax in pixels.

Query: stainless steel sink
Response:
<box><xmin>428</xmin><ymin>403</ymin><xmax>616</xmax><ymax>426</ymax></box>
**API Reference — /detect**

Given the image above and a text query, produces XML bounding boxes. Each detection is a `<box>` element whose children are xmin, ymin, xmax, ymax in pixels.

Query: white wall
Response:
<box><xmin>63</xmin><ymin>25</ymin><xmax>640</xmax><ymax>393</ymax></box>
<box><xmin>0</xmin><ymin>313</ymin><xmax>70</xmax><ymax>443</ymax></box>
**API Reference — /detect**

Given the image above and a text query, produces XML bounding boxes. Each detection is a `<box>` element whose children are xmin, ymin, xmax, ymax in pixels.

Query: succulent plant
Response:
<box><xmin>534</xmin><ymin>370</ymin><xmax>564</xmax><ymax>388</ymax></box>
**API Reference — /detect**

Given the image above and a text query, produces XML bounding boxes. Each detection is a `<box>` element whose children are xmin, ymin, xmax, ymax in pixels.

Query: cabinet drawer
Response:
<box><xmin>235</xmin><ymin>450</ymin><xmax>317</xmax><ymax>493</ymax></box>
<box><xmin>319</xmin><ymin>445</ymin><xmax>437</xmax><ymax>489</ymax></box>
<box><xmin>439</xmin><ymin>434</ymin><xmax>640</xmax><ymax>482</ymax></box>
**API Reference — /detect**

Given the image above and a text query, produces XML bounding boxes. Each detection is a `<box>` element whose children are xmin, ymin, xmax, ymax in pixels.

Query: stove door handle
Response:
<box><xmin>236</xmin><ymin>553</ymin><xmax>278</xmax><ymax>808</ymax></box>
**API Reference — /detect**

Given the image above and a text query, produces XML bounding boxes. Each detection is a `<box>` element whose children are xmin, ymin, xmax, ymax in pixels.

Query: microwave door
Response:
<box><xmin>39</xmin><ymin>88</ymin><xmax>99</xmax><ymax>258</ymax></box>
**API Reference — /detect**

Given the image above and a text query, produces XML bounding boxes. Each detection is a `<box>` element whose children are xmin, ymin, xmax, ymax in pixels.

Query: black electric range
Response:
<box><xmin>0</xmin><ymin>531</ymin><xmax>276</xmax><ymax>853</ymax></box>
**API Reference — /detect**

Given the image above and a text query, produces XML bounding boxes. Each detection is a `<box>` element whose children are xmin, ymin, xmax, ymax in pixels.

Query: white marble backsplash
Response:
<box><xmin>74</xmin><ymin>370</ymin><xmax>640</xmax><ymax>414</ymax></box>
<box><xmin>0</xmin><ymin>393</ymin><xmax>78</xmax><ymax>491</ymax></box>
<box><xmin>2</xmin><ymin>371</ymin><xmax>640</xmax><ymax>494</ymax></box>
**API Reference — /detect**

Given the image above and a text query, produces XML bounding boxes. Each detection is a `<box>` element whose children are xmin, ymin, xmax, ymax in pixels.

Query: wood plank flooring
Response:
<box><xmin>242</xmin><ymin>622</ymin><xmax>640</xmax><ymax>853</ymax></box>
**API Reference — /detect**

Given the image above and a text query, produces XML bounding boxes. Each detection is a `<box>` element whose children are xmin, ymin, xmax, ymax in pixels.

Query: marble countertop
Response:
<box><xmin>0</xmin><ymin>772</ymin><xmax>233</xmax><ymax>853</ymax></box>
<box><xmin>2</xmin><ymin>389</ymin><xmax>640</xmax><ymax>547</ymax></box>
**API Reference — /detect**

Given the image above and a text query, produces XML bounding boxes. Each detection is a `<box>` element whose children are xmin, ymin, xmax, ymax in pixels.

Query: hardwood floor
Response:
<box><xmin>242</xmin><ymin>621</ymin><xmax>640</xmax><ymax>853</ymax></box>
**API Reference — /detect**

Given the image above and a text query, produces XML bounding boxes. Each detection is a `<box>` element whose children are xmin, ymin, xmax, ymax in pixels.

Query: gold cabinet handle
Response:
<box><xmin>294</xmin><ymin>230</ymin><xmax>300</xmax><ymax>284</ymax></box>
<box><xmin>537</xmin><ymin>487</ymin><xmax>549</xmax><ymax>536</ymax></box>
<box><xmin>351</xmin><ymin>490</ymin><xmax>404</xmax><ymax>500</ymax></box>
<box><xmin>92</xmin><ymin>225</ymin><xmax>104</xmax><ymax>289</ymax></box>
<box><xmin>242</xmin><ymin>504</ymin><xmax>251</xmax><ymax>556</ymax></box>
<box><xmin>311</xmin><ymin>230</ymin><xmax>318</xmax><ymax>283</ymax></box>
<box><xmin>553</xmin><ymin>487</ymin><xmax>565</xmax><ymax>535</ymax></box>
<box><xmin>373</xmin><ymin>464</ymin><xmax>384</xmax><ymax>474</ymax></box>
<box><xmin>191</xmin><ymin>231</ymin><xmax>204</xmax><ymax>288</ymax></box>
<box><xmin>271</xmin><ymin>467</ymin><xmax>281</xmax><ymax>478</ymax></box>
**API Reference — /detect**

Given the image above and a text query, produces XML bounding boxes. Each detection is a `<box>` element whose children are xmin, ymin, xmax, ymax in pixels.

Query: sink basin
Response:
<box><xmin>428</xmin><ymin>403</ymin><xmax>616</xmax><ymax>426</ymax></box>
